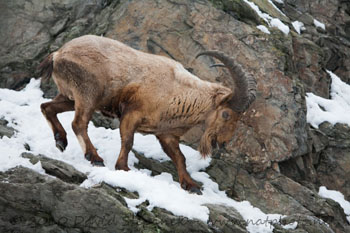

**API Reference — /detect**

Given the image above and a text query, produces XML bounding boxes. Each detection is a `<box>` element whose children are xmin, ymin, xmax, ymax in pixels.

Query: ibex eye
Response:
<box><xmin>222</xmin><ymin>111</ymin><xmax>229</xmax><ymax>119</ymax></box>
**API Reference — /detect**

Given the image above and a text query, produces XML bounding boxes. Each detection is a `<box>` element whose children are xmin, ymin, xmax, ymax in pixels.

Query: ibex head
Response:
<box><xmin>196</xmin><ymin>51</ymin><xmax>257</xmax><ymax>157</ymax></box>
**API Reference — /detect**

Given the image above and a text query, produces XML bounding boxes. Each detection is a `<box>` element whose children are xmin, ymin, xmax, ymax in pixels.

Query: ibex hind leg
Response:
<box><xmin>41</xmin><ymin>94</ymin><xmax>74</xmax><ymax>152</ymax></box>
<box><xmin>71</xmin><ymin>100</ymin><xmax>105</xmax><ymax>166</ymax></box>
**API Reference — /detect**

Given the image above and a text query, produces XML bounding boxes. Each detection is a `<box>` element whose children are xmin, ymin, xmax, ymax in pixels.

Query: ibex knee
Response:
<box><xmin>72</xmin><ymin>120</ymin><xmax>83</xmax><ymax>134</ymax></box>
<box><xmin>40</xmin><ymin>103</ymin><xmax>50</xmax><ymax>116</ymax></box>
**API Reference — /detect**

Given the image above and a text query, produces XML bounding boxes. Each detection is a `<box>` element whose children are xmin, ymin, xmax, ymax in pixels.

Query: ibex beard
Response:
<box><xmin>38</xmin><ymin>35</ymin><xmax>256</xmax><ymax>195</ymax></box>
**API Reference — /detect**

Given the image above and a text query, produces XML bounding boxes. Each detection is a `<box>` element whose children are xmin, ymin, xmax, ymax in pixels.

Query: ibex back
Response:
<box><xmin>39</xmin><ymin>35</ymin><xmax>256</xmax><ymax>194</ymax></box>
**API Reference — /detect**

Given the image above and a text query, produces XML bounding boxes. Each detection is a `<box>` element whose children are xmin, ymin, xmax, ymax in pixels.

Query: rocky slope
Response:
<box><xmin>0</xmin><ymin>0</ymin><xmax>350</xmax><ymax>232</ymax></box>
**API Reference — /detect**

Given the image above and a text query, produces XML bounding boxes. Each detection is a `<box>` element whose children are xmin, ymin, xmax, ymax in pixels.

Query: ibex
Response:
<box><xmin>39</xmin><ymin>35</ymin><xmax>256</xmax><ymax>194</ymax></box>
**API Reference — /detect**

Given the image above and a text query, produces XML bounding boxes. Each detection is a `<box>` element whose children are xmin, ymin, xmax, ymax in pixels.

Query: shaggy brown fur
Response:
<box><xmin>39</xmin><ymin>35</ymin><xmax>256</xmax><ymax>194</ymax></box>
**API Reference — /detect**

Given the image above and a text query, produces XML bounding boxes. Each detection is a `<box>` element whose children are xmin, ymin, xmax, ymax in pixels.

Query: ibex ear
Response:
<box><xmin>214</xmin><ymin>87</ymin><xmax>233</xmax><ymax>107</ymax></box>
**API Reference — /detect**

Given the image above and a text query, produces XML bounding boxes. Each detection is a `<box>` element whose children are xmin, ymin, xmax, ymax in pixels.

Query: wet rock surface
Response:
<box><xmin>1</xmin><ymin>0</ymin><xmax>350</xmax><ymax>232</ymax></box>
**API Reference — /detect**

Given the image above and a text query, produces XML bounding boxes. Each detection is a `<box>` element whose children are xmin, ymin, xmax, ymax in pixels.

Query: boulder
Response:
<box><xmin>206</xmin><ymin>204</ymin><xmax>248</xmax><ymax>233</ymax></box>
<box><xmin>21</xmin><ymin>152</ymin><xmax>87</xmax><ymax>184</ymax></box>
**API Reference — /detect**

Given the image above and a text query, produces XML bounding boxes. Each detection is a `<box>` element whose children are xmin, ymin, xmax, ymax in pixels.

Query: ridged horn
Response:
<box><xmin>196</xmin><ymin>51</ymin><xmax>256</xmax><ymax>112</ymax></box>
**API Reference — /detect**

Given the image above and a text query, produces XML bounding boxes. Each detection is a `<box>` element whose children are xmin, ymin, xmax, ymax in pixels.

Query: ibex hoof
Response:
<box><xmin>92</xmin><ymin>160</ymin><xmax>105</xmax><ymax>167</ymax></box>
<box><xmin>54</xmin><ymin>133</ymin><xmax>67</xmax><ymax>152</ymax></box>
<box><xmin>85</xmin><ymin>153</ymin><xmax>92</xmax><ymax>161</ymax></box>
<box><xmin>188</xmin><ymin>187</ymin><xmax>202</xmax><ymax>195</ymax></box>
<box><xmin>85</xmin><ymin>153</ymin><xmax>105</xmax><ymax>167</ymax></box>
<box><xmin>189</xmin><ymin>186</ymin><xmax>202</xmax><ymax>195</ymax></box>
<box><xmin>181</xmin><ymin>182</ymin><xmax>202</xmax><ymax>195</ymax></box>
<box><xmin>115</xmin><ymin>164</ymin><xmax>130</xmax><ymax>171</ymax></box>
<box><xmin>55</xmin><ymin>140</ymin><xmax>67</xmax><ymax>152</ymax></box>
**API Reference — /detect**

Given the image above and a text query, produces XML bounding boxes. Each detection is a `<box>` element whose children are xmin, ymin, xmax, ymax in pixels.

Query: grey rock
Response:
<box><xmin>211</xmin><ymin>0</ymin><xmax>262</xmax><ymax>25</ymax></box>
<box><xmin>303</xmin><ymin>122</ymin><xmax>350</xmax><ymax>200</ymax></box>
<box><xmin>91</xmin><ymin>112</ymin><xmax>120</xmax><ymax>130</ymax></box>
<box><xmin>316</xmin><ymin>147</ymin><xmax>350</xmax><ymax>201</ymax></box>
<box><xmin>0</xmin><ymin>166</ymin><xmax>138</xmax><ymax>233</ymax></box>
<box><xmin>21</xmin><ymin>152</ymin><xmax>87</xmax><ymax>184</ymax></box>
<box><xmin>206</xmin><ymin>204</ymin><xmax>248</xmax><ymax>233</ymax></box>
<box><xmin>206</xmin><ymin>158</ymin><xmax>350</xmax><ymax>233</ymax></box>
<box><xmin>0</xmin><ymin>166</ymin><xmax>232</xmax><ymax>233</ymax></box>
<box><xmin>318</xmin><ymin>122</ymin><xmax>350</xmax><ymax>148</ymax></box>
<box><xmin>0</xmin><ymin>118</ymin><xmax>15</xmax><ymax>138</ymax></box>
<box><xmin>274</xmin><ymin>214</ymin><xmax>335</xmax><ymax>233</ymax></box>
<box><xmin>133</xmin><ymin>149</ymin><xmax>178</xmax><ymax>180</ymax></box>
<box><xmin>151</xmin><ymin>207</ymin><xmax>214</xmax><ymax>233</ymax></box>
<box><xmin>0</xmin><ymin>0</ymin><xmax>119</xmax><ymax>90</ymax></box>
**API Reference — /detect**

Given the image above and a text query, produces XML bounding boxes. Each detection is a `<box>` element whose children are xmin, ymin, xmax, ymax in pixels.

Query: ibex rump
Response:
<box><xmin>39</xmin><ymin>35</ymin><xmax>256</xmax><ymax>194</ymax></box>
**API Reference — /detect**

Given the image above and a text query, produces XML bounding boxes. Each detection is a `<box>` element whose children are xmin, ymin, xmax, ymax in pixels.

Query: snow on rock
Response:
<box><xmin>314</xmin><ymin>19</ymin><xmax>326</xmax><ymax>30</ymax></box>
<box><xmin>243</xmin><ymin>0</ymin><xmax>270</xmax><ymax>24</ymax></box>
<box><xmin>270</xmin><ymin>18</ymin><xmax>289</xmax><ymax>35</ymax></box>
<box><xmin>292</xmin><ymin>21</ymin><xmax>306</xmax><ymax>34</ymax></box>
<box><xmin>243</xmin><ymin>0</ymin><xmax>289</xmax><ymax>35</ymax></box>
<box><xmin>319</xmin><ymin>186</ymin><xmax>350</xmax><ymax>223</ymax></box>
<box><xmin>274</xmin><ymin>0</ymin><xmax>284</xmax><ymax>4</ymax></box>
<box><xmin>257</xmin><ymin>25</ymin><xmax>271</xmax><ymax>34</ymax></box>
<box><xmin>0</xmin><ymin>78</ymin><xmax>288</xmax><ymax>233</ymax></box>
<box><xmin>282</xmin><ymin>221</ymin><xmax>298</xmax><ymax>230</ymax></box>
<box><xmin>306</xmin><ymin>70</ymin><xmax>350</xmax><ymax>128</ymax></box>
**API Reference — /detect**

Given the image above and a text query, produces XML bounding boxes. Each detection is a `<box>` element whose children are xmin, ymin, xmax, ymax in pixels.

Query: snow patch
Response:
<box><xmin>319</xmin><ymin>186</ymin><xmax>350</xmax><ymax>223</ymax></box>
<box><xmin>282</xmin><ymin>221</ymin><xmax>298</xmax><ymax>230</ymax></box>
<box><xmin>292</xmin><ymin>21</ymin><xmax>306</xmax><ymax>34</ymax></box>
<box><xmin>270</xmin><ymin>18</ymin><xmax>289</xmax><ymax>35</ymax></box>
<box><xmin>257</xmin><ymin>25</ymin><xmax>271</xmax><ymax>34</ymax></box>
<box><xmin>314</xmin><ymin>19</ymin><xmax>326</xmax><ymax>30</ymax></box>
<box><xmin>306</xmin><ymin>70</ymin><xmax>350</xmax><ymax>128</ymax></box>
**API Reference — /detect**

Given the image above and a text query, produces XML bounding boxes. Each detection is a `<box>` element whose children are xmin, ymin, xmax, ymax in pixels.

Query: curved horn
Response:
<box><xmin>196</xmin><ymin>51</ymin><xmax>256</xmax><ymax>112</ymax></box>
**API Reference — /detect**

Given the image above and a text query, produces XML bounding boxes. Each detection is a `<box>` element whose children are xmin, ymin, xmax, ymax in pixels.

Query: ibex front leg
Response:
<box><xmin>157</xmin><ymin>134</ymin><xmax>202</xmax><ymax>195</ymax></box>
<box><xmin>115</xmin><ymin>111</ymin><xmax>141</xmax><ymax>171</ymax></box>
<box><xmin>72</xmin><ymin>103</ymin><xmax>104</xmax><ymax>166</ymax></box>
<box><xmin>41</xmin><ymin>94</ymin><xmax>74</xmax><ymax>152</ymax></box>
